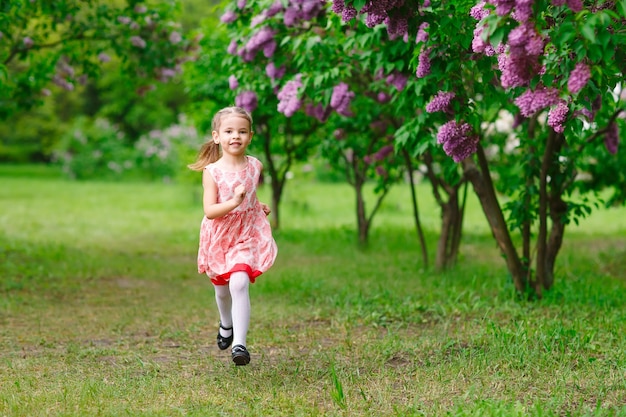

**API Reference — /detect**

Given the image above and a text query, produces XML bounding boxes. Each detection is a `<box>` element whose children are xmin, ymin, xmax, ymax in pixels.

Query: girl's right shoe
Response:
<box><xmin>217</xmin><ymin>323</ymin><xmax>233</xmax><ymax>350</ymax></box>
<box><xmin>231</xmin><ymin>344</ymin><xmax>250</xmax><ymax>366</ymax></box>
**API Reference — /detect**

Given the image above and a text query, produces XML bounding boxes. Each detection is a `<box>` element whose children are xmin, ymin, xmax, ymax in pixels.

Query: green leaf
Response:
<box><xmin>352</xmin><ymin>0</ymin><xmax>366</xmax><ymax>12</ymax></box>
<box><xmin>553</xmin><ymin>21</ymin><xmax>575</xmax><ymax>46</ymax></box>
<box><xmin>618</xmin><ymin>0</ymin><xmax>626</xmax><ymax>18</ymax></box>
<box><xmin>581</xmin><ymin>23</ymin><xmax>596</xmax><ymax>43</ymax></box>
<box><xmin>597</xmin><ymin>30</ymin><xmax>611</xmax><ymax>48</ymax></box>
<box><xmin>603</xmin><ymin>46</ymin><xmax>615</xmax><ymax>61</ymax></box>
<box><xmin>490</xmin><ymin>26</ymin><xmax>507</xmax><ymax>48</ymax></box>
<box><xmin>588</xmin><ymin>44</ymin><xmax>603</xmax><ymax>61</ymax></box>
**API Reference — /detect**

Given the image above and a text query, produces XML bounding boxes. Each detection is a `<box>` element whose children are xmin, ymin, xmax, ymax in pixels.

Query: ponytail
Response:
<box><xmin>188</xmin><ymin>141</ymin><xmax>220</xmax><ymax>171</ymax></box>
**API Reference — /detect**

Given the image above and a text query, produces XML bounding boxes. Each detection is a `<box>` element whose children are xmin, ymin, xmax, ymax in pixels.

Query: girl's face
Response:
<box><xmin>212</xmin><ymin>114</ymin><xmax>253</xmax><ymax>156</ymax></box>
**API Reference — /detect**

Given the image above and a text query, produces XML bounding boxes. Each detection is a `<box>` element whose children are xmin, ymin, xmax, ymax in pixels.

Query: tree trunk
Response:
<box><xmin>534</xmin><ymin>130</ymin><xmax>560</xmax><ymax>297</ymax></box>
<box><xmin>422</xmin><ymin>151</ymin><xmax>465</xmax><ymax>271</ymax></box>
<box><xmin>355</xmin><ymin>174</ymin><xmax>369</xmax><ymax>245</ymax></box>
<box><xmin>462</xmin><ymin>145</ymin><xmax>526</xmax><ymax>293</ymax></box>
<box><xmin>545</xmin><ymin>194</ymin><xmax>566</xmax><ymax>289</ymax></box>
<box><xmin>402</xmin><ymin>149</ymin><xmax>429</xmax><ymax>268</ymax></box>
<box><xmin>544</xmin><ymin>133</ymin><xmax>567</xmax><ymax>289</ymax></box>
<box><xmin>259</xmin><ymin>120</ymin><xmax>290</xmax><ymax>230</ymax></box>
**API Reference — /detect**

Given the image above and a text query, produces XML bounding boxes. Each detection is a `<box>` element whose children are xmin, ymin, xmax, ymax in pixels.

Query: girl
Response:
<box><xmin>188</xmin><ymin>106</ymin><xmax>277</xmax><ymax>366</ymax></box>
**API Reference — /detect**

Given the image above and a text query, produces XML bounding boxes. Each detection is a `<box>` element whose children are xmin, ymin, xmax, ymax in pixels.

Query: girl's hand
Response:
<box><xmin>260</xmin><ymin>202</ymin><xmax>271</xmax><ymax>216</ymax></box>
<box><xmin>233</xmin><ymin>184</ymin><xmax>246</xmax><ymax>205</ymax></box>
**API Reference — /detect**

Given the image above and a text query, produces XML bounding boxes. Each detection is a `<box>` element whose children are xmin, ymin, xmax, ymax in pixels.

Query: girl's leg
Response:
<box><xmin>228</xmin><ymin>271</ymin><xmax>250</xmax><ymax>348</ymax></box>
<box><xmin>214</xmin><ymin>283</ymin><xmax>233</xmax><ymax>339</ymax></box>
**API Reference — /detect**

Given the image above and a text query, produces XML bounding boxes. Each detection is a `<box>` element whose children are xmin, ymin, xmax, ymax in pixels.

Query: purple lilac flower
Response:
<box><xmin>97</xmin><ymin>52</ymin><xmax>111</xmax><ymax>62</ymax></box>
<box><xmin>375</xmin><ymin>166</ymin><xmax>388</xmax><ymax>177</ymax></box>
<box><xmin>330</xmin><ymin>82</ymin><xmax>355</xmax><ymax>117</ymax></box>
<box><xmin>251</xmin><ymin>14</ymin><xmax>266</xmax><ymax>27</ymax></box>
<box><xmin>567</xmin><ymin>62</ymin><xmax>591</xmax><ymax>94</ymax></box>
<box><xmin>220</xmin><ymin>10</ymin><xmax>237</xmax><ymax>24</ymax></box>
<box><xmin>266</xmin><ymin>62</ymin><xmax>286</xmax><ymax>80</ymax></box>
<box><xmin>134</xmin><ymin>5</ymin><xmax>147</xmax><ymax>13</ymax></box>
<box><xmin>283</xmin><ymin>0</ymin><xmax>323</xmax><ymax>26</ymax></box>
<box><xmin>426</xmin><ymin>91</ymin><xmax>455</xmax><ymax>113</ymax></box>
<box><xmin>365</xmin><ymin>12</ymin><xmax>387</xmax><ymax>27</ymax></box>
<box><xmin>436</xmin><ymin>121</ymin><xmax>479</xmax><ymax>163</ymax></box>
<box><xmin>242</xmin><ymin>27</ymin><xmax>277</xmax><ymax>61</ymax></box>
<box><xmin>277</xmin><ymin>75</ymin><xmax>303</xmax><ymax>117</ymax></box>
<box><xmin>514</xmin><ymin>86</ymin><xmax>561</xmax><ymax>117</ymax></box>
<box><xmin>332</xmin><ymin>0</ymin><xmax>345</xmax><ymax>14</ymax></box>
<box><xmin>385</xmin><ymin>16</ymin><xmax>408</xmax><ymax>40</ymax></box>
<box><xmin>235</xmin><ymin>90</ymin><xmax>258</xmax><ymax>112</ymax></box>
<box><xmin>573</xmin><ymin>107</ymin><xmax>594</xmax><ymax>121</ymax></box>
<box><xmin>23</xmin><ymin>37</ymin><xmax>34</xmax><ymax>47</ymax></box>
<box><xmin>566</xmin><ymin>0</ymin><xmax>583</xmax><ymax>12</ymax></box>
<box><xmin>416</xmin><ymin>22</ymin><xmax>429</xmax><ymax>43</ymax></box>
<box><xmin>305</xmin><ymin>103</ymin><xmax>328</xmax><ymax>122</ymax></box>
<box><xmin>52</xmin><ymin>74</ymin><xmax>74</xmax><ymax>91</ymax></box>
<box><xmin>283</xmin><ymin>7</ymin><xmax>299</xmax><ymax>25</ymax></box>
<box><xmin>498</xmin><ymin>52</ymin><xmax>541</xmax><ymax>89</ymax></box>
<box><xmin>512</xmin><ymin>0</ymin><xmax>534</xmax><ymax>22</ymax></box>
<box><xmin>374</xmin><ymin>145</ymin><xmax>394</xmax><ymax>161</ymax></box>
<box><xmin>130</xmin><ymin>36</ymin><xmax>146</xmax><ymax>48</ymax></box>
<box><xmin>159</xmin><ymin>68</ymin><xmax>177</xmax><ymax>81</ymax></box>
<box><xmin>227</xmin><ymin>40</ymin><xmax>238</xmax><ymax>55</ymax></box>
<box><xmin>508</xmin><ymin>22</ymin><xmax>544</xmax><ymax>56</ymax></box>
<box><xmin>386</xmin><ymin>72</ymin><xmax>408</xmax><ymax>92</ymax></box>
<box><xmin>472</xmin><ymin>24</ymin><xmax>496</xmax><ymax>55</ymax></box>
<box><xmin>470</xmin><ymin>2</ymin><xmax>489</xmax><ymax>20</ymax></box>
<box><xmin>377</xmin><ymin>92</ymin><xmax>391</xmax><ymax>103</ymax></box>
<box><xmin>117</xmin><ymin>16</ymin><xmax>131</xmax><ymax>24</ymax></box>
<box><xmin>266</xmin><ymin>0</ymin><xmax>284</xmax><ymax>16</ymax></box>
<box><xmin>369</xmin><ymin>120</ymin><xmax>388</xmax><ymax>134</ymax></box>
<box><xmin>169</xmin><ymin>31</ymin><xmax>182</xmax><ymax>44</ymax></box>
<box><xmin>342</xmin><ymin>5</ymin><xmax>358</xmax><ymax>21</ymax></box>
<box><xmin>334</xmin><ymin>128</ymin><xmax>346</xmax><ymax>140</ymax></box>
<box><xmin>605</xmin><ymin>122</ymin><xmax>619</xmax><ymax>154</ymax></box>
<box><xmin>237</xmin><ymin>0</ymin><xmax>247</xmax><ymax>9</ymax></box>
<box><xmin>494</xmin><ymin>0</ymin><xmax>515</xmax><ymax>16</ymax></box>
<box><xmin>547</xmin><ymin>101</ymin><xmax>569</xmax><ymax>133</ymax></box>
<box><xmin>229</xmin><ymin>75</ymin><xmax>239</xmax><ymax>90</ymax></box>
<box><xmin>416</xmin><ymin>48</ymin><xmax>431</xmax><ymax>78</ymax></box>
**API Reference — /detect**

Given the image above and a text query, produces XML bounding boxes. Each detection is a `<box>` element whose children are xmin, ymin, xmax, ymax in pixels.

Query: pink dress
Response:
<box><xmin>197</xmin><ymin>156</ymin><xmax>277</xmax><ymax>286</ymax></box>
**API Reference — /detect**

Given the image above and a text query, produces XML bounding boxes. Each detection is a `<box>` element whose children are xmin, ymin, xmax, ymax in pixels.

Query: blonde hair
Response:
<box><xmin>188</xmin><ymin>106</ymin><xmax>254</xmax><ymax>171</ymax></box>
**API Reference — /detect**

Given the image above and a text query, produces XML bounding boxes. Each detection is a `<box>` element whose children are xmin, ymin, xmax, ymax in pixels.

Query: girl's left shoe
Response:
<box><xmin>231</xmin><ymin>344</ymin><xmax>250</xmax><ymax>366</ymax></box>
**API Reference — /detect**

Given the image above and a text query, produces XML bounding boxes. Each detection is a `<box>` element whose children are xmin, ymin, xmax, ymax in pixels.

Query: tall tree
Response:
<box><xmin>0</xmin><ymin>0</ymin><xmax>193</xmax><ymax>120</ymax></box>
<box><xmin>333</xmin><ymin>0</ymin><xmax>626</xmax><ymax>297</ymax></box>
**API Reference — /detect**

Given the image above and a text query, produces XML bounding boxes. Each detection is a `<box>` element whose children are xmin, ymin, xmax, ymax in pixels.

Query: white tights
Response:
<box><xmin>213</xmin><ymin>271</ymin><xmax>250</xmax><ymax>348</ymax></box>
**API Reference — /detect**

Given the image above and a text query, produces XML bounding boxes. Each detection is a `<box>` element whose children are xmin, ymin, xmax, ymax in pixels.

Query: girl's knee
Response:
<box><xmin>229</xmin><ymin>272</ymin><xmax>250</xmax><ymax>293</ymax></box>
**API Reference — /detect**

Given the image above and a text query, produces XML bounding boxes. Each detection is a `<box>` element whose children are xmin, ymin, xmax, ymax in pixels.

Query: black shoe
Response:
<box><xmin>217</xmin><ymin>323</ymin><xmax>233</xmax><ymax>350</ymax></box>
<box><xmin>231</xmin><ymin>344</ymin><xmax>250</xmax><ymax>366</ymax></box>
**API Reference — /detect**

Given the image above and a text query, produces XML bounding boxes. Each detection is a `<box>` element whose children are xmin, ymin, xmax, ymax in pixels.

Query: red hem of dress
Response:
<box><xmin>211</xmin><ymin>263</ymin><xmax>261</xmax><ymax>286</ymax></box>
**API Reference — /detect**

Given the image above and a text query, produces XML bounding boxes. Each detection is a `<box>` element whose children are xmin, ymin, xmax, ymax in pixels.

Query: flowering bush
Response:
<box><xmin>53</xmin><ymin>117</ymin><xmax>135</xmax><ymax>180</ymax></box>
<box><xmin>54</xmin><ymin>116</ymin><xmax>203</xmax><ymax>181</ymax></box>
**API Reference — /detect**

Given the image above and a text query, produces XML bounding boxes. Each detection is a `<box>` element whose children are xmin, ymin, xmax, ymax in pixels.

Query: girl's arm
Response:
<box><xmin>202</xmin><ymin>169</ymin><xmax>246</xmax><ymax>219</ymax></box>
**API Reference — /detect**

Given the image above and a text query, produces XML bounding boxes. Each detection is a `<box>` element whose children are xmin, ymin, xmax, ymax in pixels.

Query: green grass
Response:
<box><xmin>1</xmin><ymin>164</ymin><xmax>626</xmax><ymax>416</ymax></box>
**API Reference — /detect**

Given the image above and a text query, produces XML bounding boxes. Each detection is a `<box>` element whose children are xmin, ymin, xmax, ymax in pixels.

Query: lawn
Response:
<box><xmin>1</xmin><ymin>164</ymin><xmax>625</xmax><ymax>416</ymax></box>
